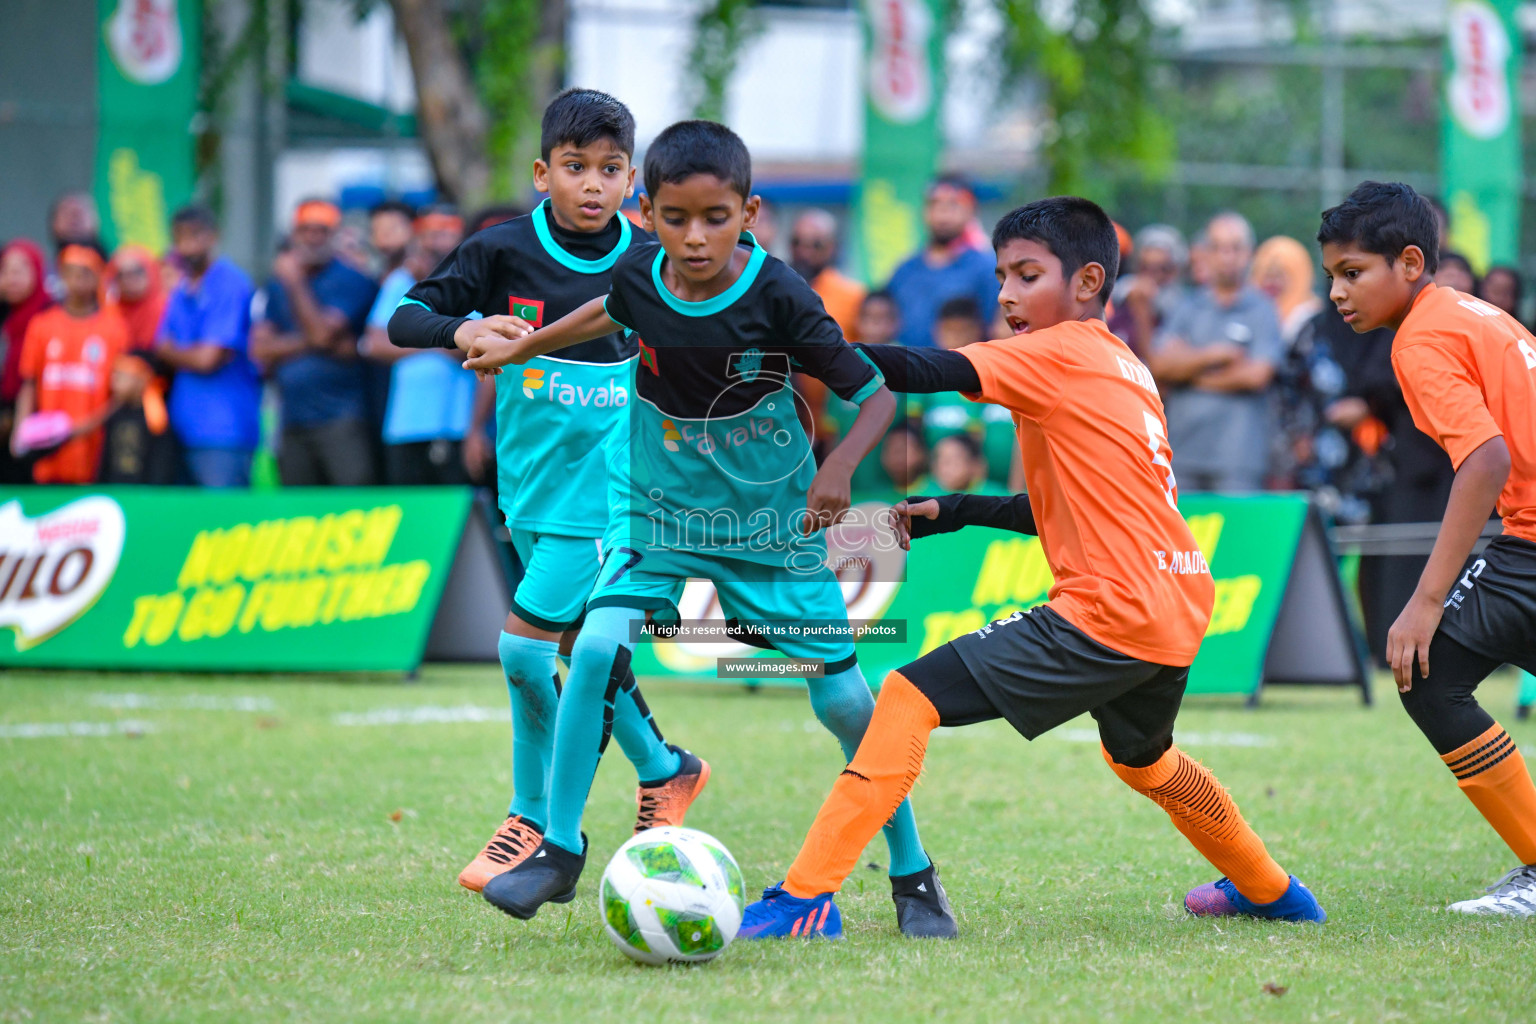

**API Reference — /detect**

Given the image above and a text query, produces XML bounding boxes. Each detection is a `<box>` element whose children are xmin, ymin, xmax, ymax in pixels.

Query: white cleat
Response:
<box><xmin>1447</xmin><ymin>865</ymin><xmax>1536</xmax><ymax>917</ymax></box>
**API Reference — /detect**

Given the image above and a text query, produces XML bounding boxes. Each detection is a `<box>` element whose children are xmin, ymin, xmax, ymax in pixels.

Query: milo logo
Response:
<box><xmin>105</xmin><ymin>0</ymin><xmax>184</xmax><ymax>85</ymax></box>
<box><xmin>0</xmin><ymin>497</ymin><xmax>126</xmax><ymax>650</ymax></box>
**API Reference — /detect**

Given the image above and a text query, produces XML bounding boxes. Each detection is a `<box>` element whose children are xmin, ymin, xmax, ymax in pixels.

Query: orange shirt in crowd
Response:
<box><xmin>958</xmin><ymin>318</ymin><xmax>1215</xmax><ymax>666</ymax></box>
<box><xmin>19</xmin><ymin>305</ymin><xmax>128</xmax><ymax>483</ymax></box>
<box><xmin>1393</xmin><ymin>282</ymin><xmax>1536</xmax><ymax>544</ymax></box>
<box><xmin>810</xmin><ymin>267</ymin><xmax>867</xmax><ymax>342</ymax></box>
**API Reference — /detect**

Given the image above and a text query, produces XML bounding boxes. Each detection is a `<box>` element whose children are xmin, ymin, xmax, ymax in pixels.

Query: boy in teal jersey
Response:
<box><xmin>462</xmin><ymin>120</ymin><xmax>954</xmax><ymax>938</ymax></box>
<box><xmin>387</xmin><ymin>90</ymin><xmax>706</xmax><ymax>894</ymax></box>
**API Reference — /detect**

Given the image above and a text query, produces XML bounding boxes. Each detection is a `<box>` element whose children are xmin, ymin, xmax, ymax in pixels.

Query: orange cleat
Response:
<box><xmin>457</xmin><ymin>814</ymin><xmax>544</xmax><ymax>893</ymax></box>
<box><xmin>634</xmin><ymin>745</ymin><xmax>710</xmax><ymax>833</ymax></box>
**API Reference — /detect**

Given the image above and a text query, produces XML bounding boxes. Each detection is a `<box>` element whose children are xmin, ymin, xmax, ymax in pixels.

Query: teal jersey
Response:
<box><xmin>402</xmin><ymin>200</ymin><xmax>645</xmax><ymax>536</ymax></box>
<box><xmin>495</xmin><ymin>352</ymin><xmax>637</xmax><ymax>535</ymax></box>
<box><xmin>601</xmin><ymin>235</ymin><xmax>884</xmax><ymax>572</ymax></box>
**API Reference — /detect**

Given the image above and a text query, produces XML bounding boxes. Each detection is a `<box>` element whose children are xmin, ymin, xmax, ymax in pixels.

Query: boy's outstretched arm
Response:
<box><xmin>890</xmin><ymin>493</ymin><xmax>1037</xmax><ymax>550</ymax></box>
<box><xmin>1388</xmin><ymin>435</ymin><xmax>1510</xmax><ymax>692</ymax></box>
<box><xmin>804</xmin><ymin>385</ymin><xmax>895</xmax><ymax>533</ymax></box>
<box><xmin>461</xmin><ymin>296</ymin><xmax>621</xmax><ymax>373</ymax></box>
<box><xmin>853</xmin><ymin>343</ymin><xmax>981</xmax><ymax>394</ymax></box>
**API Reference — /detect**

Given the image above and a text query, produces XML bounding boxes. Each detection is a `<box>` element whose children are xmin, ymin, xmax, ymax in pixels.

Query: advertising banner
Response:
<box><xmin>630</xmin><ymin>494</ymin><xmax>1368</xmax><ymax>702</ymax></box>
<box><xmin>855</xmin><ymin>0</ymin><xmax>945</xmax><ymax>285</ymax></box>
<box><xmin>1442</xmin><ymin>0</ymin><xmax>1523</xmax><ymax>273</ymax></box>
<box><xmin>0</xmin><ymin>487</ymin><xmax>471</xmax><ymax>672</ymax></box>
<box><xmin>94</xmin><ymin>0</ymin><xmax>199</xmax><ymax>254</ymax></box>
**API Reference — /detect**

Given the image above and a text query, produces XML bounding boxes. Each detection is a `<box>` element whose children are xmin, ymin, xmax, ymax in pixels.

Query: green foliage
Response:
<box><xmin>470</xmin><ymin>0</ymin><xmax>547</xmax><ymax>198</ymax></box>
<box><xmin>996</xmin><ymin>0</ymin><xmax>1173</xmax><ymax>196</ymax></box>
<box><xmin>687</xmin><ymin>0</ymin><xmax>763</xmax><ymax>122</ymax></box>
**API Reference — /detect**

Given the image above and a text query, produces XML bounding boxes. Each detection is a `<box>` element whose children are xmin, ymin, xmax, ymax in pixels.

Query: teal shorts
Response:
<box><xmin>587</xmin><ymin>546</ymin><xmax>858</xmax><ymax>672</ymax></box>
<box><xmin>509</xmin><ymin>529</ymin><xmax>604</xmax><ymax>633</ymax></box>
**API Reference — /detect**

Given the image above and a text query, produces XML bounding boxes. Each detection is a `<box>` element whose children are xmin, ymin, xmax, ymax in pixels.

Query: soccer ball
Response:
<box><xmin>599</xmin><ymin>826</ymin><xmax>745</xmax><ymax>965</ymax></box>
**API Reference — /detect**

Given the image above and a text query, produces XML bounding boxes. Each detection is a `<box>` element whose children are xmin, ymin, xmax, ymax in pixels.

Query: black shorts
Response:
<box><xmin>1437</xmin><ymin>534</ymin><xmax>1536</xmax><ymax>674</ymax></box>
<box><xmin>903</xmin><ymin>605</ymin><xmax>1188</xmax><ymax>765</ymax></box>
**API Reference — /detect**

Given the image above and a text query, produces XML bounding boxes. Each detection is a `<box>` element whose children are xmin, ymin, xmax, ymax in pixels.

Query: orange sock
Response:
<box><xmin>1105</xmin><ymin>744</ymin><xmax>1291</xmax><ymax>905</ymax></box>
<box><xmin>1441</xmin><ymin>723</ymin><xmax>1536</xmax><ymax>864</ymax></box>
<box><xmin>784</xmin><ymin>671</ymin><xmax>939</xmax><ymax>898</ymax></box>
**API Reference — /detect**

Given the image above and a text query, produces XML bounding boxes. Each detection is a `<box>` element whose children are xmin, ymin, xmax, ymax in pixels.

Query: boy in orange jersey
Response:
<box><xmin>1320</xmin><ymin>181</ymin><xmax>1536</xmax><ymax>916</ymax></box>
<box><xmin>12</xmin><ymin>246</ymin><xmax>128</xmax><ymax>483</ymax></box>
<box><xmin>741</xmin><ymin>197</ymin><xmax>1325</xmax><ymax>939</ymax></box>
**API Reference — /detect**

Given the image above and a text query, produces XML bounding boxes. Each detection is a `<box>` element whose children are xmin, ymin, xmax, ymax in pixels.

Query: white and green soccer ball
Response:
<box><xmin>599</xmin><ymin>826</ymin><xmax>745</xmax><ymax>965</ymax></box>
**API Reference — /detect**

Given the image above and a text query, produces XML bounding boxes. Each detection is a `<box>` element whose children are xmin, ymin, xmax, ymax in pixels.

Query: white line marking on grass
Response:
<box><xmin>1051</xmin><ymin>727</ymin><xmax>1276</xmax><ymax>748</ymax></box>
<box><xmin>333</xmin><ymin>705</ymin><xmax>504</xmax><ymax>727</ymax></box>
<box><xmin>89</xmin><ymin>693</ymin><xmax>277</xmax><ymax>712</ymax></box>
<box><xmin>0</xmin><ymin>720</ymin><xmax>156</xmax><ymax>739</ymax></box>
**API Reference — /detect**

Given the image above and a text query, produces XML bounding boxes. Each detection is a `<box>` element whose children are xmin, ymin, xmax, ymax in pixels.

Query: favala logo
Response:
<box><xmin>526</xmin><ymin>370</ymin><xmax>629</xmax><ymax>408</ymax></box>
<box><xmin>0</xmin><ymin>496</ymin><xmax>126</xmax><ymax>649</ymax></box>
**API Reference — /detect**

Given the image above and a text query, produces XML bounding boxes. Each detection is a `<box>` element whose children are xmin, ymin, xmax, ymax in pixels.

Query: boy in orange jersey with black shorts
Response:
<box><xmin>741</xmin><ymin>197</ymin><xmax>1325</xmax><ymax>939</ymax></box>
<box><xmin>1320</xmin><ymin>181</ymin><xmax>1536</xmax><ymax>916</ymax></box>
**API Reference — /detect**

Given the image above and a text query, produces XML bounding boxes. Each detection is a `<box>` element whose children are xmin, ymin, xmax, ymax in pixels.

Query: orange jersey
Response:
<box><xmin>19</xmin><ymin>306</ymin><xmax>128</xmax><ymax>484</ymax></box>
<box><xmin>1393</xmin><ymin>283</ymin><xmax>1536</xmax><ymax>543</ymax></box>
<box><xmin>959</xmin><ymin>319</ymin><xmax>1214</xmax><ymax>665</ymax></box>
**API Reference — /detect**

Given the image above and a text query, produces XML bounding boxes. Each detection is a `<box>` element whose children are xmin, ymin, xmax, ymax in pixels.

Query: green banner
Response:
<box><xmin>1442</xmin><ymin>0</ymin><xmax>1523</xmax><ymax>274</ymax></box>
<box><xmin>0</xmin><ymin>487</ymin><xmax>471</xmax><ymax>672</ymax></box>
<box><xmin>94</xmin><ymin>0</ymin><xmax>199</xmax><ymax>255</ymax></box>
<box><xmin>855</xmin><ymin>0</ymin><xmax>944</xmax><ymax>285</ymax></box>
<box><xmin>631</xmin><ymin>494</ymin><xmax>1324</xmax><ymax>698</ymax></box>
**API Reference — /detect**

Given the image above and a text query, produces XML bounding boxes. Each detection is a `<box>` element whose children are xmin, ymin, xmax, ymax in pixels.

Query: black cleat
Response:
<box><xmin>890</xmin><ymin>860</ymin><xmax>958</xmax><ymax>939</ymax></box>
<box><xmin>482</xmin><ymin>834</ymin><xmax>587</xmax><ymax>919</ymax></box>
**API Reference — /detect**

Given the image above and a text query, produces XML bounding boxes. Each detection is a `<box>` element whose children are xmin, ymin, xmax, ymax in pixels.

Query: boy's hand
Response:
<box><xmin>889</xmin><ymin>498</ymin><xmax>941</xmax><ymax>551</ymax></box>
<box><xmin>802</xmin><ymin>459</ymin><xmax>853</xmax><ymax>534</ymax></box>
<box><xmin>1387</xmin><ymin>591</ymin><xmax>1443</xmax><ymax>693</ymax></box>
<box><xmin>454</xmin><ymin>315</ymin><xmax>532</xmax><ymax>353</ymax></box>
<box><xmin>461</xmin><ymin>321</ymin><xmax>536</xmax><ymax>378</ymax></box>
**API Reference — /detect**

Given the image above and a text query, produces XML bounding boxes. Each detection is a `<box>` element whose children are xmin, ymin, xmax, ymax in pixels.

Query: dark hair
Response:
<box><xmin>1316</xmin><ymin>181</ymin><xmax>1441</xmax><ymax>275</ymax></box>
<box><xmin>1482</xmin><ymin>264</ymin><xmax>1523</xmax><ymax>305</ymax></box>
<box><xmin>170</xmin><ymin>204</ymin><xmax>218</xmax><ymax>232</ymax></box>
<box><xmin>991</xmin><ymin>196</ymin><xmax>1120</xmax><ymax>304</ymax></box>
<box><xmin>862</xmin><ymin>289</ymin><xmax>898</xmax><ymax>312</ymax></box>
<box><xmin>369</xmin><ymin>198</ymin><xmax>416</xmax><ymax>221</ymax></box>
<box><xmin>888</xmin><ymin>418</ymin><xmax>926</xmax><ymax>445</ymax></box>
<box><xmin>928</xmin><ymin>173</ymin><xmax>976</xmax><ymax>200</ymax></box>
<box><xmin>934</xmin><ymin>431</ymin><xmax>983</xmax><ymax>461</ymax></box>
<box><xmin>643</xmin><ymin>120</ymin><xmax>752</xmax><ymax>201</ymax></box>
<box><xmin>541</xmin><ymin>88</ymin><xmax>636</xmax><ymax>161</ymax></box>
<box><xmin>936</xmin><ymin>295</ymin><xmax>985</xmax><ymax>324</ymax></box>
<box><xmin>1439</xmin><ymin>250</ymin><xmax>1475</xmax><ymax>284</ymax></box>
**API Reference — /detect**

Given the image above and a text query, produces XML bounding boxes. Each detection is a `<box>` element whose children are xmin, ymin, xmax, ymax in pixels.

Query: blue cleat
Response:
<box><xmin>739</xmin><ymin>882</ymin><xmax>843</xmax><ymax>939</ymax></box>
<box><xmin>1185</xmin><ymin>875</ymin><xmax>1327</xmax><ymax>923</ymax></box>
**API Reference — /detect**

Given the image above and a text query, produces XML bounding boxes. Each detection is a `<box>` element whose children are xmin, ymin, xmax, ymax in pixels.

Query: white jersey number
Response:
<box><xmin>1143</xmin><ymin>411</ymin><xmax>1179</xmax><ymax>510</ymax></box>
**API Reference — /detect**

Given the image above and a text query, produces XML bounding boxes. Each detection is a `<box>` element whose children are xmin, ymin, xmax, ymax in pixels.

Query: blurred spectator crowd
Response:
<box><xmin>0</xmin><ymin>192</ymin><xmax>503</xmax><ymax>490</ymax></box>
<box><xmin>1</xmin><ymin>179</ymin><xmax>1508</xmax><ymax>662</ymax></box>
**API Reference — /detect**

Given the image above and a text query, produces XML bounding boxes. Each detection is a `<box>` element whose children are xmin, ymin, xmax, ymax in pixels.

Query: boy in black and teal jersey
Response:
<box><xmin>462</xmin><ymin>120</ymin><xmax>954</xmax><ymax>938</ymax></box>
<box><xmin>388</xmin><ymin>90</ymin><xmax>707</xmax><ymax>895</ymax></box>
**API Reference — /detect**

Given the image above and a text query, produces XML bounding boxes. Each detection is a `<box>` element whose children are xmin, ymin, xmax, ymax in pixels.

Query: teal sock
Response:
<box><xmin>612</xmin><ymin>675</ymin><xmax>681</xmax><ymax>785</ymax></box>
<box><xmin>544</xmin><ymin>606</ymin><xmax>650</xmax><ymax>853</ymax></box>
<box><xmin>499</xmin><ymin>631</ymin><xmax>560</xmax><ymax>828</ymax></box>
<box><xmin>563</xmin><ymin>636</ymin><xmax>678</xmax><ymax>782</ymax></box>
<box><xmin>810</xmin><ymin>664</ymin><xmax>931</xmax><ymax>878</ymax></box>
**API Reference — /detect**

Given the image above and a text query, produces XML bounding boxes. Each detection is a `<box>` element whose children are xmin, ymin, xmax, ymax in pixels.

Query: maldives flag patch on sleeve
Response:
<box><xmin>510</xmin><ymin>296</ymin><xmax>545</xmax><ymax>327</ymax></box>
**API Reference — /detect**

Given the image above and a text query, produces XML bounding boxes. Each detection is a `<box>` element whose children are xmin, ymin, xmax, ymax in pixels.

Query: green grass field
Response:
<box><xmin>2</xmin><ymin>666</ymin><xmax>1533</xmax><ymax>1023</ymax></box>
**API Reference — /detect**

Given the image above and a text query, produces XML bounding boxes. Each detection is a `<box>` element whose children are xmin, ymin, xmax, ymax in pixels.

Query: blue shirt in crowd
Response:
<box><xmin>257</xmin><ymin>258</ymin><xmax>377</xmax><ymax>429</ymax></box>
<box><xmin>885</xmin><ymin>245</ymin><xmax>1000</xmax><ymax>348</ymax></box>
<box><xmin>367</xmin><ymin>267</ymin><xmax>477</xmax><ymax>445</ymax></box>
<box><xmin>159</xmin><ymin>257</ymin><xmax>262</xmax><ymax>451</ymax></box>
